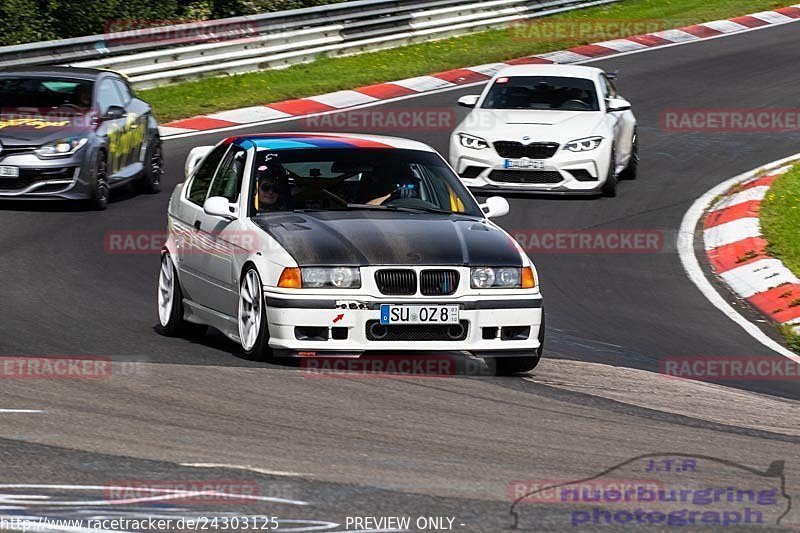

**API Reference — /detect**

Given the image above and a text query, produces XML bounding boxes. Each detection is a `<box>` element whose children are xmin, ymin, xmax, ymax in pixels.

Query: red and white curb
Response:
<box><xmin>679</xmin><ymin>154</ymin><xmax>800</xmax><ymax>364</ymax></box>
<box><xmin>159</xmin><ymin>5</ymin><xmax>800</xmax><ymax>139</ymax></box>
<box><xmin>704</xmin><ymin>164</ymin><xmax>800</xmax><ymax>334</ymax></box>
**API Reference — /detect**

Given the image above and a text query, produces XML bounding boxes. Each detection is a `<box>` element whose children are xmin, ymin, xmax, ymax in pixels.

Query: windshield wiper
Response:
<box><xmin>345</xmin><ymin>203</ymin><xmax>453</xmax><ymax>215</ymax></box>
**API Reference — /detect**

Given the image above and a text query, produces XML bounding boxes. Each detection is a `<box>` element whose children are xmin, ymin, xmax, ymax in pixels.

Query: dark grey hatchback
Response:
<box><xmin>0</xmin><ymin>67</ymin><xmax>162</xmax><ymax>209</ymax></box>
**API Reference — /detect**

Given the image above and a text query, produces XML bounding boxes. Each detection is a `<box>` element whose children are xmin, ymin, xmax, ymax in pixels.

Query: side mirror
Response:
<box><xmin>606</xmin><ymin>97</ymin><xmax>631</xmax><ymax>113</ymax></box>
<box><xmin>480</xmin><ymin>196</ymin><xmax>510</xmax><ymax>218</ymax></box>
<box><xmin>457</xmin><ymin>95</ymin><xmax>480</xmax><ymax>108</ymax></box>
<box><xmin>203</xmin><ymin>196</ymin><xmax>235</xmax><ymax>219</ymax></box>
<box><xmin>102</xmin><ymin>105</ymin><xmax>126</xmax><ymax>120</ymax></box>
<box><xmin>184</xmin><ymin>145</ymin><xmax>214</xmax><ymax>178</ymax></box>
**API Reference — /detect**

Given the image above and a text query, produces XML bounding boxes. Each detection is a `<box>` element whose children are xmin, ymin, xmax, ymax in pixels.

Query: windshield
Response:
<box><xmin>482</xmin><ymin>75</ymin><xmax>600</xmax><ymax>111</ymax></box>
<box><xmin>0</xmin><ymin>77</ymin><xmax>94</xmax><ymax>113</ymax></box>
<box><xmin>249</xmin><ymin>147</ymin><xmax>483</xmax><ymax>217</ymax></box>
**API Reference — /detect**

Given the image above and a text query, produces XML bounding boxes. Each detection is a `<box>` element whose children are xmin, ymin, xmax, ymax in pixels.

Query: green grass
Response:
<box><xmin>761</xmin><ymin>164</ymin><xmax>800</xmax><ymax>276</ymax></box>
<box><xmin>141</xmin><ymin>0</ymin><xmax>789</xmax><ymax>122</ymax></box>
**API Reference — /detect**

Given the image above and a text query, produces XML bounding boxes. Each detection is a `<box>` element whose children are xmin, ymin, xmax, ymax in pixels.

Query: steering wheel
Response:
<box><xmin>56</xmin><ymin>103</ymin><xmax>81</xmax><ymax>110</ymax></box>
<box><xmin>560</xmin><ymin>99</ymin><xmax>591</xmax><ymax>110</ymax></box>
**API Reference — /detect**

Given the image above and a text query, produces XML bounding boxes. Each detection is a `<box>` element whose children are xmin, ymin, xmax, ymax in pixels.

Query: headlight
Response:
<box><xmin>35</xmin><ymin>137</ymin><xmax>88</xmax><ymax>158</ymax></box>
<box><xmin>563</xmin><ymin>136</ymin><xmax>603</xmax><ymax>152</ymax></box>
<box><xmin>458</xmin><ymin>133</ymin><xmax>488</xmax><ymax>150</ymax></box>
<box><xmin>471</xmin><ymin>267</ymin><xmax>536</xmax><ymax>289</ymax></box>
<box><xmin>301</xmin><ymin>267</ymin><xmax>361</xmax><ymax>289</ymax></box>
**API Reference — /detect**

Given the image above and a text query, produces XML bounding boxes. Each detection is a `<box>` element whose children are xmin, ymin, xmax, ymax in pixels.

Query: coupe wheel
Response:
<box><xmin>157</xmin><ymin>254</ymin><xmax>206</xmax><ymax>337</ymax></box>
<box><xmin>491</xmin><ymin>312</ymin><xmax>545</xmax><ymax>376</ymax></box>
<box><xmin>602</xmin><ymin>146</ymin><xmax>618</xmax><ymax>198</ymax></box>
<box><xmin>239</xmin><ymin>267</ymin><xmax>273</xmax><ymax>361</ymax></box>
<box><xmin>619</xmin><ymin>130</ymin><xmax>639</xmax><ymax>180</ymax></box>
<box><xmin>137</xmin><ymin>134</ymin><xmax>163</xmax><ymax>193</ymax></box>
<box><xmin>90</xmin><ymin>151</ymin><xmax>110</xmax><ymax>210</ymax></box>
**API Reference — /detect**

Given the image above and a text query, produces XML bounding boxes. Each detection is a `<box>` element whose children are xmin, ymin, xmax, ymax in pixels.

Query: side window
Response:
<box><xmin>96</xmin><ymin>79</ymin><xmax>125</xmax><ymax>114</ymax></box>
<box><xmin>598</xmin><ymin>76</ymin><xmax>610</xmax><ymax>99</ymax></box>
<box><xmin>606</xmin><ymin>77</ymin><xmax>619</xmax><ymax>98</ymax></box>
<box><xmin>112</xmin><ymin>79</ymin><xmax>132</xmax><ymax>104</ymax></box>
<box><xmin>188</xmin><ymin>145</ymin><xmax>228</xmax><ymax>205</ymax></box>
<box><xmin>209</xmin><ymin>146</ymin><xmax>247</xmax><ymax>203</ymax></box>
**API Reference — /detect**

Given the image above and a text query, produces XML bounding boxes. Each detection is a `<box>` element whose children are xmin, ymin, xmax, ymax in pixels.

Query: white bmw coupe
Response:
<box><xmin>449</xmin><ymin>64</ymin><xmax>638</xmax><ymax>196</ymax></box>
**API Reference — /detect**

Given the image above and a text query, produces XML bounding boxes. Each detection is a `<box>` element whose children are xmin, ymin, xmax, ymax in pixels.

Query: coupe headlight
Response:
<box><xmin>563</xmin><ymin>136</ymin><xmax>603</xmax><ymax>152</ymax></box>
<box><xmin>458</xmin><ymin>133</ymin><xmax>488</xmax><ymax>150</ymax></box>
<box><xmin>471</xmin><ymin>267</ymin><xmax>536</xmax><ymax>289</ymax></box>
<box><xmin>301</xmin><ymin>267</ymin><xmax>361</xmax><ymax>289</ymax></box>
<box><xmin>35</xmin><ymin>137</ymin><xmax>88</xmax><ymax>158</ymax></box>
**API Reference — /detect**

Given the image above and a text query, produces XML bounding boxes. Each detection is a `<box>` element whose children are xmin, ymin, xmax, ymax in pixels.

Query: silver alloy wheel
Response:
<box><xmin>239</xmin><ymin>269</ymin><xmax>263</xmax><ymax>351</ymax></box>
<box><xmin>158</xmin><ymin>255</ymin><xmax>175</xmax><ymax>327</ymax></box>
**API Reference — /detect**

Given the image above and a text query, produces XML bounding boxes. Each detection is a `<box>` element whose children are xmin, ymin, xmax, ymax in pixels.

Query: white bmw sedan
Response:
<box><xmin>158</xmin><ymin>133</ymin><xmax>544</xmax><ymax>375</ymax></box>
<box><xmin>449</xmin><ymin>64</ymin><xmax>638</xmax><ymax>196</ymax></box>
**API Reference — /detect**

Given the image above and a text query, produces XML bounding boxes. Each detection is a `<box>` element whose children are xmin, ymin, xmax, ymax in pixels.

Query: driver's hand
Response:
<box><xmin>366</xmin><ymin>194</ymin><xmax>390</xmax><ymax>206</ymax></box>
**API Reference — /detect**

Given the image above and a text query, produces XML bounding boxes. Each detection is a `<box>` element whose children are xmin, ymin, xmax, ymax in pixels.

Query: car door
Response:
<box><xmin>94</xmin><ymin>77</ymin><xmax>129</xmax><ymax>179</ymax></box>
<box><xmin>175</xmin><ymin>143</ymin><xmax>229</xmax><ymax>305</ymax></box>
<box><xmin>603</xmin><ymin>75</ymin><xmax>635</xmax><ymax>166</ymax></box>
<box><xmin>189</xmin><ymin>144</ymin><xmax>248</xmax><ymax>317</ymax></box>
<box><xmin>111</xmin><ymin>77</ymin><xmax>148</xmax><ymax>172</ymax></box>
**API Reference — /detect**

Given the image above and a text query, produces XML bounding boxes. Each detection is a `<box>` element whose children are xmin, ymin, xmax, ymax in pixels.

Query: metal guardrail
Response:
<box><xmin>0</xmin><ymin>0</ymin><xmax>619</xmax><ymax>89</ymax></box>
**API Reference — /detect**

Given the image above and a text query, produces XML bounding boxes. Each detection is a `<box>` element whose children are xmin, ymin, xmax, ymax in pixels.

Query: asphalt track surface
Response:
<box><xmin>1</xmin><ymin>20</ymin><xmax>800</xmax><ymax>532</ymax></box>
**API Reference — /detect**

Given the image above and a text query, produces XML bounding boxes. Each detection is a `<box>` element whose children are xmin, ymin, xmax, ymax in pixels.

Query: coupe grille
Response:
<box><xmin>366</xmin><ymin>320</ymin><xmax>469</xmax><ymax>341</ymax></box>
<box><xmin>489</xmin><ymin>170</ymin><xmax>563</xmax><ymax>184</ymax></box>
<box><xmin>494</xmin><ymin>141</ymin><xmax>559</xmax><ymax>159</ymax></box>
<box><xmin>420</xmin><ymin>270</ymin><xmax>459</xmax><ymax>296</ymax></box>
<box><xmin>375</xmin><ymin>269</ymin><xmax>416</xmax><ymax>295</ymax></box>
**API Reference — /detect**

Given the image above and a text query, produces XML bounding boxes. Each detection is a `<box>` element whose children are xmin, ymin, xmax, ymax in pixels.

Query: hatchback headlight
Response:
<box><xmin>301</xmin><ymin>267</ymin><xmax>361</xmax><ymax>289</ymax></box>
<box><xmin>35</xmin><ymin>137</ymin><xmax>88</xmax><ymax>158</ymax></box>
<box><xmin>563</xmin><ymin>136</ymin><xmax>603</xmax><ymax>152</ymax></box>
<box><xmin>458</xmin><ymin>133</ymin><xmax>489</xmax><ymax>150</ymax></box>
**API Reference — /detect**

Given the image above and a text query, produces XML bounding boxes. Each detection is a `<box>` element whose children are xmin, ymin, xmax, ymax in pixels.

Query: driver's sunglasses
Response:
<box><xmin>259</xmin><ymin>182</ymin><xmax>279</xmax><ymax>193</ymax></box>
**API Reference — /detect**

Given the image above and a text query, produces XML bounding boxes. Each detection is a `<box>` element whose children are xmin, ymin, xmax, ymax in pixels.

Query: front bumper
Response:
<box><xmin>449</xmin><ymin>137</ymin><xmax>611</xmax><ymax>193</ymax></box>
<box><xmin>264</xmin><ymin>292</ymin><xmax>543</xmax><ymax>356</ymax></box>
<box><xmin>0</xmin><ymin>151</ymin><xmax>91</xmax><ymax>199</ymax></box>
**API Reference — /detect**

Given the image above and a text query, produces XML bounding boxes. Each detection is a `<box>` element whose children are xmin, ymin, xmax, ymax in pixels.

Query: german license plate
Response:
<box><xmin>0</xmin><ymin>166</ymin><xmax>19</xmax><ymax>177</ymax></box>
<box><xmin>380</xmin><ymin>304</ymin><xmax>459</xmax><ymax>325</ymax></box>
<box><xmin>504</xmin><ymin>158</ymin><xmax>544</xmax><ymax>170</ymax></box>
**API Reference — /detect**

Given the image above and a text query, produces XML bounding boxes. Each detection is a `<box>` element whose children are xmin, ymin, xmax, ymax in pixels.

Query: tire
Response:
<box><xmin>157</xmin><ymin>254</ymin><xmax>207</xmax><ymax>337</ymax></box>
<box><xmin>491</xmin><ymin>312</ymin><xmax>545</xmax><ymax>376</ymax></box>
<box><xmin>619</xmin><ymin>130</ymin><xmax>638</xmax><ymax>180</ymax></box>
<box><xmin>136</xmin><ymin>133</ymin><xmax>163</xmax><ymax>194</ymax></box>
<box><xmin>601</xmin><ymin>146</ymin><xmax>618</xmax><ymax>198</ymax></box>
<box><xmin>239</xmin><ymin>267</ymin><xmax>274</xmax><ymax>362</ymax></box>
<box><xmin>89</xmin><ymin>150</ymin><xmax>110</xmax><ymax>210</ymax></box>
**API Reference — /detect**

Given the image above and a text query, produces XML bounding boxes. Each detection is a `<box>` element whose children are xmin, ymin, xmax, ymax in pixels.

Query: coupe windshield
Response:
<box><xmin>482</xmin><ymin>75</ymin><xmax>600</xmax><ymax>111</ymax></box>
<box><xmin>0</xmin><ymin>77</ymin><xmax>94</xmax><ymax>112</ymax></box>
<box><xmin>250</xmin><ymin>147</ymin><xmax>483</xmax><ymax>216</ymax></box>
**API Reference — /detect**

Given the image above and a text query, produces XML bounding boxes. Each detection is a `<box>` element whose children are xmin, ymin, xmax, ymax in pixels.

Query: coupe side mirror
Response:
<box><xmin>606</xmin><ymin>97</ymin><xmax>631</xmax><ymax>113</ymax></box>
<box><xmin>102</xmin><ymin>105</ymin><xmax>127</xmax><ymax>120</ymax></box>
<box><xmin>203</xmin><ymin>196</ymin><xmax>235</xmax><ymax>220</ymax></box>
<box><xmin>184</xmin><ymin>145</ymin><xmax>214</xmax><ymax>179</ymax></box>
<box><xmin>457</xmin><ymin>95</ymin><xmax>480</xmax><ymax>108</ymax></box>
<box><xmin>480</xmin><ymin>196</ymin><xmax>510</xmax><ymax>218</ymax></box>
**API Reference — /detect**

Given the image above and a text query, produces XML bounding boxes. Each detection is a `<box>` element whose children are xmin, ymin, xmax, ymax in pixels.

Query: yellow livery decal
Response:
<box><xmin>0</xmin><ymin>118</ymin><xmax>71</xmax><ymax>130</ymax></box>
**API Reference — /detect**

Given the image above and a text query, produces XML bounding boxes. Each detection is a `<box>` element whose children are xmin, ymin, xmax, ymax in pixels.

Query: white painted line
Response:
<box><xmin>702</xmin><ymin>20</ymin><xmax>749</xmax><ymax>34</ymax></box>
<box><xmin>678</xmin><ymin>152</ymin><xmax>800</xmax><ymax>365</ymax></box>
<box><xmin>208</xmin><ymin>105</ymin><xmax>292</xmax><ymax>123</ymax></box>
<box><xmin>594</xmin><ymin>39</ymin><xmax>647</xmax><ymax>52</ymax></box>
<box><xmin>181</xmin><ymin>462</ymin><xmax>311</xmax><ymax>477</ymax></box>
<box><xmin>465</xmin><ymin>62</ymin><xmax>508</xmax><ymax>76</ymax></box>
<box><xmin>536</xmin><ymin>50</ymin><xmax>590</xmax><ymax>63</ymax></box>
<box><xmin>703</xmin><ymin>218</ymin><xmax>762</xmax><ymax>249</ymax></box>
<box><xmin>710</xmin><ymin>185</ymin><xmax>769</xmax><ymax>211</ymax></box>
<box><xmin>391</xmin><ymin>75</ymin><xmax>455</xmax><ymax>92</ymax></box>
<box><xmin>157</xmin><ymin>125</ymin><xmax>195</xmax><ymax>136</ymax></box>
<box><xmin>719</xmin><ymin>258</ymin><xmax>800</xmax><ymax>298</ymax></box>
<box><xmin>161</xmin><ymin>14</ymin><xmax>800</xmax><ymax>140</ymax></box>
<box><xmin>750</xmin><ymin>11</ymin><xmax>794</xmax><ymax>24</ymax></box>
<box><xmin>652</xmin><ymin>29</ymin><xmax>700</xmax><ymax>43</ymax></box>
<box><xmin>0</xmin><ymin>409</ymin><xmax>45</xmax><ymax>414</ymax></box>
<box><xmin>306</xmin><ymin>90</ymin><xmax>379</xmax><ymax>109</ymax></box>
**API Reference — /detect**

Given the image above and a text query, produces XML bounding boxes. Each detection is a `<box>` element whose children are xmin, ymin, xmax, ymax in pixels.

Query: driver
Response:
<box><xmin>256</xmin><ymin>162</ymin><xmax>290</xmax><ymax>212</ymax></box>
